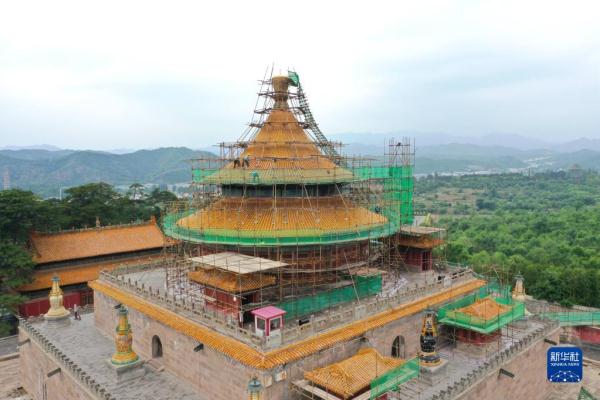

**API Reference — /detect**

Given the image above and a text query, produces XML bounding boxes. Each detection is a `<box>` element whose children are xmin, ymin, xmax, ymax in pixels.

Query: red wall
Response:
<box><xmin>203</xmin><ymin>288</ymin><xmax>240</xmax><ymax>317</ymax></box>
<box><xmin>456</xmin><ymin>328</ymin><xmax>501</xmax><ymax>344</ymax></box>
<box><xmin>403</xmin><ymin>249</ymin><xmax>433</xmax><ymax>271</ymax></box>
<box><xmin>18</xmin><ymin>289</ymin><xmax>93</xmax><ymax>318</ymax></box>
<box><xmin>575</xmin><ymin>326</ymin><xmax>600</xmax><ymax>344</ymax></box>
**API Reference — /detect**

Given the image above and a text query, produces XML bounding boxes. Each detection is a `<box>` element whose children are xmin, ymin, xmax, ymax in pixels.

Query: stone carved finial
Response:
<box><xmin>44</xmin><ymin>276</ymin><xmax>70</xmax><ymax>320</ymax></box>
<box><xmin>420</xmin><ymin>309</ymin><xmax>441</xmax><ymax>366</ymax></box>
<box><xmin>110</xmin><ymin>306</ymin><xmax>139</xmax><ymax>366</ymax></box>
<box><xmin>512</xmin><ymin>272</ymin><xmax>526</xmax><ymax>301</ymax></box>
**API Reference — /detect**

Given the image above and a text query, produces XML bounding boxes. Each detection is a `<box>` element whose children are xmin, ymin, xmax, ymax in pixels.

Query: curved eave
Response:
<box><xmin>195</xmin><ymin>165</ymin><xmax>413</xmax><ymax>186</ymax></box>
<box><xmin>201</xmin><ymin>169</ymin><xmax>356</xmax><ymax>186</ymax></box>
<box><xmin>163</xmin><ymin>222</ymin><xmax>401</xmax><ymax>247</ymax></box>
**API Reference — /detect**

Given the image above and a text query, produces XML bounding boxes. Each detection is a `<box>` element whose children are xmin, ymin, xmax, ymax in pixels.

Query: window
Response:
<box><xmin>270</xmin><ymin>317</ymin><xmax>281</xmax><ymax>331</ymax></box>
<box><xmin>256</xmin><ymin>318</ymin><xmax>266</xmax><ymax>331</ymax></box>
<box><xmin>152</xmin><ymin>335</ymin><xmax>163</xmax><ymax>358</ymax></box>
<box><xmin>391</xmin><ymin>335</ymin><xmax>405</xmax><ymax>358</ymax></box>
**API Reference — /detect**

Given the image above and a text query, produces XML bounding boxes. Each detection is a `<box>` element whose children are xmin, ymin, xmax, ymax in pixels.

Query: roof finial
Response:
<box><xmin>271</xmin><ymin>76</ymin><xmax>290</xmax><ymax>110</ymax></box>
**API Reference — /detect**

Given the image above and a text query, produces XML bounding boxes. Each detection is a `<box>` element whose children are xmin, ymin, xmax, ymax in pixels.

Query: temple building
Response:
<box><xmin>18</xmin><ymin>217</ymin><xmax>171</xmax><ymax>317</ymax></box>
<box><xmin>18</xmin><ymin>72</ymin><xmax>562</xmax><ymax>400</ymax></box>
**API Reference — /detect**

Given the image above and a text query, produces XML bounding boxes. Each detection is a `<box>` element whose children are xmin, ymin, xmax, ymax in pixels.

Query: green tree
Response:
<box><xmin>63</xmin><ymin>183</ymin><xmax>121</xmax><ymax>227</ymax></box>
<box><xmin>0</xmin><ymin>190</ymin><xmax>42</xmax><ymax>243</ymax></box>
<box><xmin>146</xmin><ymin>188</ymin><xmax>177</xmax><ymax>219</ymax></box>
<box><xmin>0</xmin><ymin>242</ymin><xmax>34</xmax><ymax>334</ymax></box>
<box><xmin>127</xmin><ymin>183</ymin><xmax>146</xmax><ymax>201</ymax></box>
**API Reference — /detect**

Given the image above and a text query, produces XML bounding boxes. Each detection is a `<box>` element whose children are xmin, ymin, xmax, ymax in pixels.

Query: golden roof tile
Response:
<box><xmin>304</xmin><ymin>348</ymin><xmax>403</xmax><ymax>399</ymax></box>
<box><xmin>30</xmin><ymin>220</ymin><xmax>171</xmax><ymax>264</ymax></box>
<box><xmin>188</xmin><ymin>269</ymin><xmax>276</xmax><ymax>293</ymax></box>
<box><xmin>177</xmin><ymin>197</ymin><xmax>388</xmax><ymax>236</ymax></box>
<box><xmin>18</xmin><ymin>254</ymin><xmax>165</xmax><ymax>292</ymax></box>
<box><xmin>457</xmin><ymin>297</ymin><xmax>510</xmax><ymax>320</ymax></box>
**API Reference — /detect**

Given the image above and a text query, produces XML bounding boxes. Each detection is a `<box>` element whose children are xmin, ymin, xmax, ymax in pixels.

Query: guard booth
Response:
<box><xmin>252</xmin><ymin>306</ymin><xmax>286</xmax><ymax>338</ymax></box>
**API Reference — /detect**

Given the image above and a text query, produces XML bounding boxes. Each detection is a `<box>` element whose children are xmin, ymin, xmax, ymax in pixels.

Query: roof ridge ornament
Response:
<box><xmin>271</xmin><ymin>75</ymin><xmax>291</xmax><ymax>110</ymax></box>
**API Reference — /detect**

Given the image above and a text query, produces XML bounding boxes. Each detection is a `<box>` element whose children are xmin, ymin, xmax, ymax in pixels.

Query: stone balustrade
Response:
<box><xmin>19</xmin><ymin>318</ymin><xmax>117</xmax><ymax>400</ymax></box>
<box><xmin>98</xmin><ymin>267</ymin><xmax>475</xmax><ymax>351</ymax></box>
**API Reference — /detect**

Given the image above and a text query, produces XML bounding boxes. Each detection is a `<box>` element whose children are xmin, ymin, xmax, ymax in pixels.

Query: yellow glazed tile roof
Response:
<box><xmin>458</xmin><ymin>297</ymin><xmax>510</xmax><ymax>321</ymax></box>
<box><xmin>202</xmin><ymin>110</ymin><xmax>355</xmax><ymax>184</ymax></box>
<box><xmin>177</xmin><ymin>197</ymin><xmax>388</xmax><ymax>236</ymax></box>
<box><xmin>18</xmin><ymin>254</ymin><xmax>165</xmax><ymax>292</ymax></box>
<box><xmin>188</xmin><ymin>269</ymin><xmax>276</xmax><ymax>293</ymax></box>
<box><xmin>30</xmin><ymin>219</ymin><xmax>172</xmax><ymax>264</ymax></box>
<box><xmin>304</xmin><ymin>348</ymin><xmax>403</xmax><ymax>399</ymax></box>
<box><xmin>89</xmin><ymin>278</ymin><xmax>485</xmax><ymax>370</ymax></box>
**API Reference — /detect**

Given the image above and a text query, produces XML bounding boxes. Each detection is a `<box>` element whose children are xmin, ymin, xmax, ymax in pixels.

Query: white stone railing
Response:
<box><xmin>278</xmin><ymin>270</ymin><xmax>475</xmax><ymax>346</ymax></box>
<box><xmin>19</xmin><ymin>318</ymin><xmax>117</xmax><ymax>400</ymax></box>
<box><xmin>99</xmin><ymin>267</ymin><xmax>475</xmax><ymax>350</ymax></box>
<box><xmin>98</xmin><ymin>270</ymin><xmax>266</xmax><ymax>348</ymax></box>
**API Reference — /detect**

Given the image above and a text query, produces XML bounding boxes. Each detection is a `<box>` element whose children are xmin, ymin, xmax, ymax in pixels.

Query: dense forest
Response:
<box><xmin>0</xmin><ymin>183</ymin><xmax>176</xmax><ymax>334</ymax></box>
<box><xmin>415</xmin><ymin>171</ymin><xmax>600</xmax><ymax>307</ymax></box>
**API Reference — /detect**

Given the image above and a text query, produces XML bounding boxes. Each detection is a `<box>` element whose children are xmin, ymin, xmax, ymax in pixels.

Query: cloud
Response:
<box><xmin>0</xmin><ymin>0</ymin><xmax>599</xmax><ymax>149</ymax></box>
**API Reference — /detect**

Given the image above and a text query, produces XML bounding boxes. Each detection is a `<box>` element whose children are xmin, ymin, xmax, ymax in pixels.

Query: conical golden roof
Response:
<box><xmin>203</xmin><ymin>76</ymin><xmax>354</xmax><ymax>185</ymax></box>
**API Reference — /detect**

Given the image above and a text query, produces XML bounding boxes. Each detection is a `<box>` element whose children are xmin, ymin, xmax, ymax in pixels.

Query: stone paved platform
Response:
<box><xmin>31</xmin><ymin>314</ymin><xmax>205</xmax><ymax>400</ymax></box>
<box><xmin>396</xmin><ymin>319</ymin><xmax>550</xmax><ymax>399</ymax></box>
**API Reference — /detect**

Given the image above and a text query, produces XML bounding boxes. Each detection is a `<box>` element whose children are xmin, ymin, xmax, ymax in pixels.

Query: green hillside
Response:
<box><xmin>2</xmin><ymin>144</ymin><xmax>599</xmax><ymax>197</ymax></box>
<box><xmin>0</xmin><ymin>147</ymin><xmax>216</xmax><ymax>197</ymax></box>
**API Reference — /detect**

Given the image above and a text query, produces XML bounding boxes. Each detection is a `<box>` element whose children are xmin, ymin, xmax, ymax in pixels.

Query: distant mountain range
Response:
<box><xmin>331</xmin><ymin>132</ymin><xmax>600</xmax><ymax>175</ymax></box>
<box><xmin>2</xmin><ymin>135</ymin><xmax>599</xmax><ymax>197</ymax></box>
<box><xmin>329</xmin><ymin>132</ymin><xmax>600</xmax><ymax>152</ymax></box>
<box><xmin>0</xmin><ymin>147</ymin><xmax>215</xmax><ymax>197</ymax></box>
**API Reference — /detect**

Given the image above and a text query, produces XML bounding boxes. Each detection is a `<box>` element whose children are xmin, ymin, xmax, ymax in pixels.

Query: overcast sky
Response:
<box><xmin>1</xmin><ymin>0</ymin><xmax>599</xmax><ymax>150</ymax></box>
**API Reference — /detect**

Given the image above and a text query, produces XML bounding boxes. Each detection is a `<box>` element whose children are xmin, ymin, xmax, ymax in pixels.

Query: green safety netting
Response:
<box><xmin>370</xmin><ymin>357</ymin><xmax>420</xmax><ymax>399</ymax></box>
<box><xmin>276</xmin><ymin>274</ymin><xmax>382</xmax><ymax>320</ymax></box>
<box><xmin>437</xmin><ymin>283</ymin><xmax>524</xmax><ymax>334</ymax></box>
<box><xmin>473</xmin><ymin>281</ymin><xmax>512</xmax><ymax>299</ymax></box>
<box><xmin>540</xmin><ymin>311</ymin><xmax>600</xmax><ymax>327</ymax></box>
